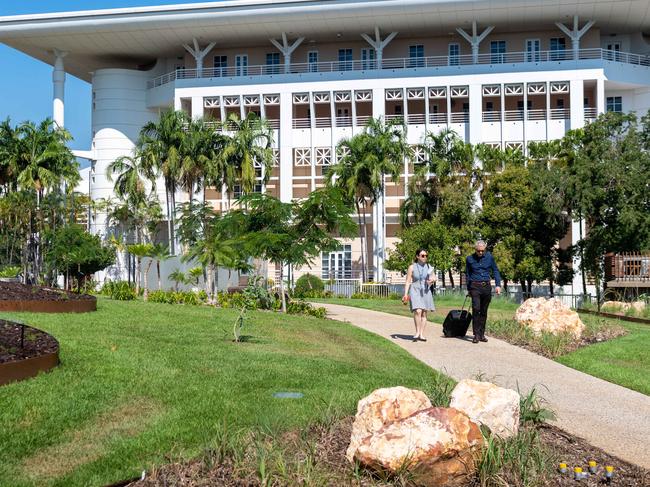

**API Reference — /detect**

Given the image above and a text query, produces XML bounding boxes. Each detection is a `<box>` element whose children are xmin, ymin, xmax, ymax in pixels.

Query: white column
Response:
<box><xmin>279</xmin><ymin>92</ymin><xmax>293</xmax><ymax>202</ymax></box>
<box><xmin>310</xmin><ymin>93</ymin><xmax>317</xmax><ymax>191</ymax></box>
<box><xmin>569</xmin><ymin>79</ymin><xmax>585</xmax><ymax>130</ymax></box>
<box><xmin>239</xmin><ymin>96</ymin><xmax>245</xmax><ymax>120</ymax></box>
<box><xmin>351</xmin><ymin>92</ymin><xmax>358</xmax><ymax>135</ymax></box>
<box><xmin>183</xmin><ymin>38</ymin><xmax>216</xmax><ymax>77</ymax></box>
<box><xmin>372</xmin><ymin>88</ymin><xmax>386</xmax><ymax>281</ymax></box>
<box><xmin>596</xmin><ymin>78</ymin><xmax>605</xmax><ymax>114</ymax></box>
<box><xmin>500</xmin><ymin>84</ymin><xmax>505</xmax><ymax>148</ymax></box>
<box><xmin>571</xmin><ymin>219</ymin><xmax>586</xmax><ymax>294</ymax></box>
<box><xmin>555</xmin><ymin>16</ymin><xmax>594</xmax><ymax>61</ymax></box>
<box><xmin>469</xmin><ymin>84</ymin><xmax>483</xmax><ymax>208</ymax></box>
<box><xmin>191</xmin><ymin>96</ymin><xmax>204</xmax><ymax>120</ymax></box>
<box><xmin>270</xmin><ymin>33</ymin><xmax>304</xmax><ymax>74</ymax></box>
<box><xmin>545</xmin><ymin>82</ymin><xmax>551</xmax><ymax>140</ymax></box>
<box><xmin>523</xmin><ymin>83</ymin><xmax>528</xmax><ymax>155</ymax></box>
<box><xmin>361</xmin><ymin>27</ymin><xmax>398</xmax><ymax>68</ymax></box>
<box><xmin>52</xmin><ymin>49</ymin><xmax>67</xmax><ymax>128</ymax></box>
<box><xmin>456</xmin><ymin>21</ymin><xmax>494</xmax><ymax>64</ymax></box>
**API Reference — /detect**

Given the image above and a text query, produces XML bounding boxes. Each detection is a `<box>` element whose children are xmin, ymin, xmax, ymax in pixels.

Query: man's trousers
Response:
<box><xmin>469</xmin><ymin>282</ymin><xmax>492</xmax><ymax>338</ymax></box>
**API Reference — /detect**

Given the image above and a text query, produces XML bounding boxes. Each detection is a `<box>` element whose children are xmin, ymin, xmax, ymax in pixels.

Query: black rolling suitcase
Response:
<box><xmin>442</xmin><ymin>296</ymin><xmax>472</xmax><ymax>338</ymax></box>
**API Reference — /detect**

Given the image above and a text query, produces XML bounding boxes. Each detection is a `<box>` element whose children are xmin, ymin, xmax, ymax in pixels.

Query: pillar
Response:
<box><xmin>279</xmin><ymin>92</ymin><xmax>293</xmax><ymax>202</ymax></box>
<box><xmin>52</xmin><ymin>49</ymin><xmax>67</xmax><ymax>128</ymax></box>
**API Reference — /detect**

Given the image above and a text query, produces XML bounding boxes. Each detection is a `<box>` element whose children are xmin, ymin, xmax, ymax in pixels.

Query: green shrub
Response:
<box><xmin>148</xmin><ymin>290</ymin><xmax>170</xmax><ymax>303</ymax></box>
<box><xmin>388</xmin><ymin>292</ymin><xmax>402</xmax><ymax>300</ymax></box>
<box><xmin>298</xmin><ymin>289</ymin><xmax>332</xmax><ymax>299</ymax></box>
<box><xmin>351</xmin><ymin>292</ymin><xmax>373</xmax><ymax>299</ymax></box>
<box><xmin>293</xmin><ymin>274</ymin><xmax>324</xmax><ymax>298</ymax></box>
<box><xmin>0</xmin><ymin>266</ymin><xmax>20</xmax><ymax>278</ymax></box>
<box><xmin>287</xmin><ymin>300</ymin><xmax>327</xmax><ymax>318</ymax></box>
<box><xmin>102</xmin><ymin>281</ymin><xmax>136</xmax><ymax>301</ymax></box>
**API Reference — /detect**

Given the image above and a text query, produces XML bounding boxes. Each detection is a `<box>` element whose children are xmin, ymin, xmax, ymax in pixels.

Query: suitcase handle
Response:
<box><xmin>461</xmin><ymin>295</ymin><xmax>469</xmax><ymax>313</ymax></box>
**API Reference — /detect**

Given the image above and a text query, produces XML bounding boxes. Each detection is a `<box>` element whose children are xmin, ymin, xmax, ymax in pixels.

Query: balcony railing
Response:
<box><xmin>605</xmin><ymin>252</ymin><xmax>650</xmax><ymax>283</ymax></box>
<box><xmin>148</xmin><ymin>48</ymin><xmax>650</xmax><ymax>88</ymax></box>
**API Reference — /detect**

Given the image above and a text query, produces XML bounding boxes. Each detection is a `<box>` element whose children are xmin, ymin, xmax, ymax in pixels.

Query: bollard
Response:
<box><xmin>559</xmin><ymin>462</ymin><xmax>568</xmax><ymax>474</ymax></box>
<box><xmin>574</xmin><ymin>467</ymin><xmax>583</xmax><ymax>481</ymax></box>
<box><xmin>588</xmin><ymin>460</ymin><xmax>597</xmax><ymax>474</ymax></box>
<box><xmin>605</xmin><ymin>465</ymin><xmax>614</xmax><ymax>484</ymax></box>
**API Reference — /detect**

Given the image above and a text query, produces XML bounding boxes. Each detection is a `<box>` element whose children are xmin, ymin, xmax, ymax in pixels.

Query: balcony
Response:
<box><xmin>605</xmin><ymin>252</ymin><xmax>650</xmax><ymax>287</ymax></box>
<box><xmin>148</xmin><ymin>48</ymin><xmax>650</xmax><ymax>89</ymax></box>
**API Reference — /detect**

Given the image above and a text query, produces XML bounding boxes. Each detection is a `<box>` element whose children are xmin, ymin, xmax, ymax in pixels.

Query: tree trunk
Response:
<box><xmin>579</xmin><ymin>218</ymin><xmax>587</xmax><ymax>296</ymax></box>
<box><xmin>361</xmin><ymin>200</ymin><xmax>370</xmax><ymax>281</ymax></box>
<box><xmin>157</xmin><ymin>261</ymin><xmax>162</xmax><ymax>290</ymax></box>
<box><xmin>135</xmin><ymin>257</ymin><xmax>142</xmax><ymax>296</ymax></box>
<box><xmin>448</xmin><ymin>269</ymin><xmax>455</xmax><ymax>288</ymax></box>
<box><xmin>166</xmin><ymin>189</ymin><xmax>173</xmax><ymax>255</ymax></box>
<box><xmin>206</xmin><ymin>264</ymin><xmax>214</xmax><ymax>298</ymax></box>
<box><xmin>354</xmin><ymin>200</ymin><xmax>366</xmax><ymax>282</ymax></box>
<box><xmin>549</xmin><ymin>278</ymin><xmax>554</xmax><ymax>297</ymax></box>
<box><xmin>143</xmin><ymin>258</ymin><xmax>153</xmax><ymax>300</ymax></box>
<box><xmin>279</xmin><ymin>262</ymin><xmax>287</xmax><ymax>313</ymax></box>
<box><xmin>503</xmin><ymin>278</ymin><xmax>508</xmax><ymax>292</ymax></box>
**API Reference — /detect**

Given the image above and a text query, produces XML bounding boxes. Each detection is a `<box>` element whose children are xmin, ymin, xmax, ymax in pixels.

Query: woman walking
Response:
<box><xmin>402</xmin><ymin>249</ymin><xmax>436</xmax><ymax>342</ymax></box>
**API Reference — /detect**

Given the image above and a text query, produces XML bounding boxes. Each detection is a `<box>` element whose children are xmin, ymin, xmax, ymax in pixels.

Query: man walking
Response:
<box><xmin>465</xmin><ymin>240</ymin><xmax>501</xmax><ymax>344</ymax></box>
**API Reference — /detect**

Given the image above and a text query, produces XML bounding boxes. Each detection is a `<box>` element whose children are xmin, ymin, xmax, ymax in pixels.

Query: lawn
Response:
<box><xmin>0</xmin><ymin>298</ymin><xmax>448</xmax><ymax>487</ymax></box>
<box><xmin>313</xmin><ymin>296</ymin><xmax>650</xmax><ymax>396</ymax></box>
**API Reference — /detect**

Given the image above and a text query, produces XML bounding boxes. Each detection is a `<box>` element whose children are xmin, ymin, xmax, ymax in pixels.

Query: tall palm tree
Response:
<box><xmin>106</xmin><ymin>151</ymin><xmax>156</xmax><ymax>206</ymax></box>
<box><xmin>127</xmin><ymin>243</ymin><xmax>154</xmax><ymax>298</ymax></box>
<box><xmin>151</xmin><ymin>243</ymin><xmax>171</xmax><ymax>290</ymax></box>
<box><xmin>219</xmin><ymin>112</ymin><xmax>274</xmax><ymax>200</ymax></box>
<box><xmin>327</xmin><ymin>117</ymin><xmax>410</xmax><ymax>281</ymax></box>
<box><xmin>139</xmin><ymin>109</ymin><xmax>187</xmax><ymax>253</ymax></box>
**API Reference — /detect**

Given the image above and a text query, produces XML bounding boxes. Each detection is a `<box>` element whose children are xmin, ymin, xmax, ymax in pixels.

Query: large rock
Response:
<box><xmin>514</xmin><ymin>297</ymin><xmax>585</xmax><ymax>338</ymax></box>
<box><xmin>450</xmin><ymin>379</ymin><xmax>520</xmax><ymax>438</ymax></box>
<box><xmin>346</xmin><ymin>386</ymin><xmax>432</xmax><ymax>462</ymax></box>
<box><xmin>354</xmin><ymin>407</ymin><xmax>484</xmax><ymax>487</ymax></box>
<box><xmin>602</xmin><ymin>300</ymin><xmax>646</xmax><ymax>313</ymax></box>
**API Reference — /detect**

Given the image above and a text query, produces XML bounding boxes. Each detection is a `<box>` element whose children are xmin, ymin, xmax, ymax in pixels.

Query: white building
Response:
<box><xmin>1</xmin><ymin>0</ymin><xmax>649</xmax><ymax>292</ymax></box>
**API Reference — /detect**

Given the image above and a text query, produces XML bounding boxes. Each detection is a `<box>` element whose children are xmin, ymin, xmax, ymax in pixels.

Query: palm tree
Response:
<box><xmin>127</xmin><ymin>243</ymin><xmax>154</xmax><ymax>298</ymax></box>
<box><xmin>139</xmin><ymin>109</ymin><xmax>187</xmax><ymax>253</ymax></box>
<box><xmin>168</xmin><ymin>268</ymin><xmax>187</xmax><ymax>291</ymax></box>
<box><xmin>184</xmin><ymin>233</ymin><xmax>239</xmax><ymax>298</ymax></box>
<box><xmin>106</xmin><ymin>151</ymin><xmax>156</xmax><ymax>207</ymax></box>
<box><xmin>327</xmin><ymin>117</ymin><xmax>410</xmax><ymax>281</ymax></box>
<box><xmin>151</xmin><ymin>244</ymin><xmax>171</xmax><ymax>290</ymax></box>
<box><xmin>219</xmin><ymin>112</ymin><xmax>274</xmax><ymax>201</ymax></box>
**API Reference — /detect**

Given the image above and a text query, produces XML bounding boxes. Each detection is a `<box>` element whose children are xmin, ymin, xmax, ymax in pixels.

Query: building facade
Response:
<box><xmin>2</xmin><ymin>0</ymin><xmax>650</xmax><ymax>291</ymax></box>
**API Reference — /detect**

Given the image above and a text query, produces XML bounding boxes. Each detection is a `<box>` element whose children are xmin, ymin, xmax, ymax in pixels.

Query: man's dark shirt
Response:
<box><xmin>466</xmin><ymin>252</ymin><xmax>501</xmax><ymax>290</ymax></box>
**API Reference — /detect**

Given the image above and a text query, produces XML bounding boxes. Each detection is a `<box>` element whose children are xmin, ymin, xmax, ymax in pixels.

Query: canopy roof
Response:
<box><xmin>1</xmin><ymin>0</ymin><xmax>649</xmax><ymax>81</ymax></box>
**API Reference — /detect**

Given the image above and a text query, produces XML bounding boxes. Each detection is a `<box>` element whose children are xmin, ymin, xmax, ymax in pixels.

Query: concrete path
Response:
<box><xmin>319</xmin><ymin>302</ymin><xmax>650</xmax><ymax>470</ymax></box>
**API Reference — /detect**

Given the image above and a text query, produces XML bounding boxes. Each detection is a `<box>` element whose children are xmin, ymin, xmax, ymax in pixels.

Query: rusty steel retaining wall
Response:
<box><xmin>0</xmin><ymin>297</ymin><xmax>96</xmax><ymax>313</ymax></box>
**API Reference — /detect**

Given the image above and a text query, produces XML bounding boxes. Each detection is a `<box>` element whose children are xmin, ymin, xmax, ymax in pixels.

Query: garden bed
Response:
<box><xmin>0</xmin><ymin>281</ymin><xmax>96</xmax><ymax>313</ymax></box>
<box><xmin>578</xmin><ymin>308</ymin><xmax>650</xmax><ymax>325</ymax></box>
<box><xmin>125</xmin><ymin>416</ymin><xmax>649</xmax><ymax>487</ymax></box>
<box><xmin>0</xmin><ymin>320</ymin><xmax>60</xmax><ymax>385</ymax></box>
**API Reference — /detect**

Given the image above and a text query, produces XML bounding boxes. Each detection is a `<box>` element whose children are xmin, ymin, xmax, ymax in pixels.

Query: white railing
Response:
<box><xmin>292</xmin><ymin>118</ymin><xmax>310</xmax><ymax>129</ymax></box>
<box><xmin>356</xmin><ymin>115</ymin><xmax>371</xmax><ymax>126</ymax></box>
<box><xmin>407</xmin><ymin>113</ymin><xmax>426</xmax><ymax>125</ymax></box>
<box><xmin>527</xmin><ymin>109</ymin><xmax>547</xmax><ymax>121</ymax></box>
<box><xmin>483</xmin><ymin>111</ymin><xmax>500</xmax><ymax>122</ymax></box>
<box><xmin>584</xmin><ymin>107</ymin><xmax>598</xmax><ymax>119</ymax></box>
<box><xmin>550</xmin><ymin>108</ymin><xmax>570</xmax><ymax>120</ymax></box>
<box><xmin>148</xmin><ymin>48</ymin><xmax>650</xmax><ymax>88</ymax></box>
<box><xmin>450</xmin><ymin>112</ymin><xmax>469</xmax><ymax>123</ymax></box>
<box><xmin>429</xmin><ymin>113</ymin><xmax>447</xmax><ymax>124</ymax></box>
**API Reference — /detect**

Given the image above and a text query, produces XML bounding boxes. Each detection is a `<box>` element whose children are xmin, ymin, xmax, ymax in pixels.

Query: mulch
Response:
<box><xmin>0</xmin><ymin>281</ymin><xmax>94</xmax><ymax>301</ymax></box>
<box><xmin>0</xmin><ymin>320</ymin><xmax>59</xmax><ymax>364</ymax></box>
<box><xmin>125</xmin><ymin>417</ymin><xmax>649</xmax><ymax>487</ymax></box>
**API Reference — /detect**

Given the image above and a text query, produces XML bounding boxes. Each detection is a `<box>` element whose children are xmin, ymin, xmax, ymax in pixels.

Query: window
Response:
<box><xmin>361</xmin><ymin>48</ymin><xmax>376</xmax><ymax>70</ymax></box>
<box><xmin>517</xmin><ymin>100</ymin><xmax>533</xmax><ymax>111</ymax></box>
<box><xmin>338</xmin><ymin>49</ymin><xmax>353</xmax><ymax>71</ymax></box>
<box><xmin>584</xmin><ymin>97</ymin><xmax>589</xmax><ymax>108</ymax></box>
<box><xmin>526</xmin><ymin>39</ymin><xmax>540</xmax><ymax>62</ymax></box>
<box><xmin>606</xmin><ymin>42</ymin><xmax>622</xmax><ymax>61</ymax></box>
<box><xmin>606</xmin><ymin>96</ymin><xmax>622</xmax><ymax>112</ymax></box>
<box><xmin>322</xmin><ymin>245</ymin><xmax>352</xmax><ymax>279</ymax></box>
<box><xmin>490</xmin><ymin>41</ymin><xmax>506</xmax><ymax>64</ymax></box>
<box><xmin>308</xmin><ymin>51</ymin><xmax>319</xmax><ymax>72</ymax></box>
<box><xmin>213</xmin><ymin>56</ymin><xmax>228</xmax><ymax>76</ymax></box>
<box><xmin>556</xmin><ymin>98</ymin><xmax>565</xmax><ymax>109</ymax></box>
<box><xmin>235</xmin><ymin>54</ymin><xmax>248</xmax><ymax>76</ymax></box>
<box><xmin>550</xmin><ymin>38</ymin><xmax>566</xmax><ymax>60</ymax></box>
<box><xmin>431</xmin><ymin>104</ymin><xmax>439</xmax><ymax>114</ymax></box>
<box><xmin>266</xmin><ymin>52</ymin><xmax>280</xmax><ymax>74</ymax></box>
<box><xmin>408</xmin><ymin>44</ymin><xmax>424</xmax><ymax>67</ymax></box>
<box><xmin>448</xmin><ymin>43</ymin><xmax>460</xmax><ymax>66</ymax></box>
<box><xmin>394</xmin><ymin>105</ymin><xmax>402</xmax><ymax>115</ymax></box>
<box><xmin>485</xmin><ymin>101</ymin><xmax>494</xmax><ymax>112</ymax></box>
<box><xmin>462</xmin><ymin>102</ymin><xmax>470</xmax><ymax>112</ymax></box>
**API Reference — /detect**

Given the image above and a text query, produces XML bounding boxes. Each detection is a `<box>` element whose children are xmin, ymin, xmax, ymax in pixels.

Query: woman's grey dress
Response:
<box><xmin>409</xmin><ymin>263</ymin><xmax>436</xmax><ymax>311</ymax></box>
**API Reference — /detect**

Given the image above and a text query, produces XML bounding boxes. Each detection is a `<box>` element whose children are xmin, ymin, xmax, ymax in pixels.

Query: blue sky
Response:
<box><xmin>0</xmin><ymin>1</ymin><xmax>202</xmax><ymax>155</ymax></box>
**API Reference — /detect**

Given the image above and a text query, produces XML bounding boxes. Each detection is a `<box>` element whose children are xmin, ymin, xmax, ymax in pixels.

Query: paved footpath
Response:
<box><xmin>318</xmin><ymin>303</ymin><xmax>650</xmax><ymax>469</ymax></box>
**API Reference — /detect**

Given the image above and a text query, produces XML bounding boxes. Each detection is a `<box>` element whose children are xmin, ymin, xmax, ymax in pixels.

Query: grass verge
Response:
<box><xmin>0</xmin><ymin>298</ymin><xmax>447</xmax><ymax>487</ymax></box>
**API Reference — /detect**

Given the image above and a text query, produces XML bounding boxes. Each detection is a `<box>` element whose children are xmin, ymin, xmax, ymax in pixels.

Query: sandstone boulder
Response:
<box><xmin>346</xmin><ymin>386</ymin><xmax>431</xmax><ymax>462</ymax></box>
<box><xmin>354</xmin><ymin>407</ymin><xmax>484</xmax><ymax>487</ymax></box>
<box><xmin>449</xmin><ymin>379</ymin><xmax>520</xmax><ymax>438</ymax></box>
<box><xmin>514</xmin><ymin>297</ymin><xmax>585</xmax><ymax>338</ymax></box>
<box><xmin>603</xmin><ymin>300</ymin><xmax>646</xmax><ymax>313</ymax></box>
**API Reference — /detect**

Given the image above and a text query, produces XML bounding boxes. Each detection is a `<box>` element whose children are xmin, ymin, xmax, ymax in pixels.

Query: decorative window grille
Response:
<box><xmin>204</xmin><ymin>97</ymin><xmax>220</xmax><ymax>108</ymax></box>
<box><xmin>313</xmin><ymin>92</ymin><xmax>330</xmax><ymax>103</ymax></box>
<box><xmin>385</xmin><ymin>89</ymin><xmax>403</xmax><ymax>100</ymax></box>
<box><xmin>223</xmin><ymin>96</ymin><xmax>240</xmax><ymax>107</ymax></box>
<box><xmin>485</xmin><ymin>142</ymin><xmax>502</xmax><ymax>149</ymax></box>
<box><xmin>505</xmin><ymin>141</ymin><xmax>524</xmax><ymax>151</ymax></box>
<box><xmin>263</xmin><ymin>94</ymin><xmax>280</xmax><ymax>105</ymax></box>
<box><xmin>355</xmin><ymin>90</ymin><xmax>372</xmax><ymax>102</ymax></box>
<box><xmin>412</xmin><ymin>145</ymin><xmax>427</xmax><ymax>164</ymax></box>
<box><xmin>314</xmin><ymin>147</ymin><xmax>332</xmax><ymax>166</ymax></box>
<box><xmin>504</xmin><ymin>84</ymin><xmax>523</xmax><ymax>96</ymax></box>
<box><xmin>293</xmin><ymin>93</ymin><xmax>310</xmax><ymax>104</ymax></box>
<box><xmin>243</xmin><ymin>95</ymin><xmax>260</xmax><ymax>106</ymax></box>
<box><xmin>271</xmin><ymin>149</ymin><xmax>280</xmax><ymax>166</ymax></box>
<box><xmin>450</xmin><ymin>86</ymin><xmax>468</xmax><ymax>97</ymax></box>
<box><xmin>293</xmin><ymin>148</ymin><xmax>311</xmax><ymax>166</ymax></box>
<box><xmin>335</xmin><ymin>91</ymin><xmax>351</xmax><ymax>103</ymax></box>
<box><xmin>407</xmin><ymin>88</ymin><xmax>425</xmax><ymax>100</ymax></box>
<box><xmin>428</xmin><ymin>86</ymin><xmax>447</xmax><ymax>99</ymax></box>
<box><xmin>550</xmin><ymin>82</ymin><xmax>569</xmax><ymax>94</ymax></box>
<box><xmin>482</xmin><ymin>85</ymin><xmax>501</xmax><ymax>96</ymax></box>
<box><xmin>527</xmin><ymin>83</ymin><xmax>546</xmax><ymax>95</ymax></box>
<box><xmin>336</xmin><ymin>145</ymin><xmax>351</xmax><ymax>162</ymax></box>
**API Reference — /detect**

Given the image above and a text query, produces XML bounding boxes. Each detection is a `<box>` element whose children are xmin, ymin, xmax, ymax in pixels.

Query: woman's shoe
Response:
<box><xmin>412</xmin><ymin>336</ymin><xmax>420</xmax><ymax>342</ymax></box>
<box><xmin>418</xmin><ymin>337</ymin><xmax>427</xmax><ymax>342</ymax></box>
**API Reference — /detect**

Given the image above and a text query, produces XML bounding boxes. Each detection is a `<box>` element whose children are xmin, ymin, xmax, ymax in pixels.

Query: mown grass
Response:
<box><xmin>0</xmin><ymin>298</ymin><xmax>449</xmax><ymax>487</ymax></box>
<box><xmin>313</xmin><ymin>296</ymin><xmax>650</xmax><ymax>396</ymax></box>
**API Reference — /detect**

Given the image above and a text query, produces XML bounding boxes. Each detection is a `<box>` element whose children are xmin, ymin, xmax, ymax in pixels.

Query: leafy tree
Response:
<box><xmin>224</xmin><ymin>189</ymin><xmax>356</xmax><ymax>312</ymax></box>
<box><xmin>44</xmin><ymin>225</ymin><xmax>115</xmax><ymax>292</ymax></box>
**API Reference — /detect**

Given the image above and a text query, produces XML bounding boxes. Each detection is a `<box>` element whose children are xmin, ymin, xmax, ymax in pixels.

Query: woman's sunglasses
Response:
<box><xmin>419</xmin><ymin>254</ymin><xmax>428</xmax><ymax>258</ymax></box>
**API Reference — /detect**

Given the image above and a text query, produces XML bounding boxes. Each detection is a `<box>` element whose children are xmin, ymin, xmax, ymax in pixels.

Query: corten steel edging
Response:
<box><xmin>0</xmin><ymin>349</ymin><xmax>59</xmax><ymax>386</ymax></box>
<box><xmin>578</xmin><ymin>308</ymin><xmax>650</xmax><ymax>325</ymax></box>
<box><xmin>0</xmin><ymin>297</ymin><xmax>96</xmax><ymax>313</ymax></box>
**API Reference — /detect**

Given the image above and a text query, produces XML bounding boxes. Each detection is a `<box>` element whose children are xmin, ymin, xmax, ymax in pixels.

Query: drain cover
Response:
<box><xmin>273</xmin><ymin>392</ymin><xmax>304</xmax><ymax>399</ymax></box>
